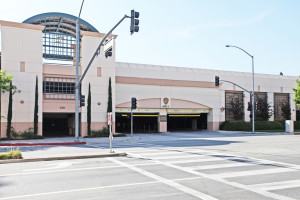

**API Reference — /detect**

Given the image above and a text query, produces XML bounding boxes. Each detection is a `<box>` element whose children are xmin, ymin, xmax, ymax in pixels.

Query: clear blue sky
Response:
<box><xmin>0</xmin><ymin>0</ymin><xmax>299</xmax><ymax>76</ymax></box>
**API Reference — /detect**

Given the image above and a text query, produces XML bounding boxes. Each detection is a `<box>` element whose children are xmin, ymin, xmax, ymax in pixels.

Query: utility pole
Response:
<box><xmin>74</xmin><ymin>9</ymin><xmax>140</xmax><ymax>141</ymax></box>
<box><xmin>75</xmin><ymin>0</ymin><xmax>84</xmax><ymax>142</ymax></box>
<box><xmin>226</xmin><ymin>45</ymin><xmax>255</xmax><ymax>133</ymax></box>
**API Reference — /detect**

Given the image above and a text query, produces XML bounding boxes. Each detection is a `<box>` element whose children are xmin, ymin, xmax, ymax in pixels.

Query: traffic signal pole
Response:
<box><xmin>131</xmin><ymin>108</ymin><xmax>133</xmax><ymax>136</ymax></box>
<box><xmin>219</xmin><ymin>79</ymin><xmax>252</xmax><ymax>94</ymax></box>
<box><xmin>75</xmin><ymin>0</ymin><xmax>84</xmax><ymax>142</ymax></box>
<box><xmin>75</xmin><ymin>15</ymin><xmax>131</xmax><ymax>89</ymax></box>
<box><xmin>74</xmin><ymin>11</ymin><xmax>139</xmax><ymax>141</ymax></box>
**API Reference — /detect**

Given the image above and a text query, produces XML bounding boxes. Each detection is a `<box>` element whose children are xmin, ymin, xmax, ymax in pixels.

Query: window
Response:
<box><xmin>43</xmin><ymin>32</ymin><xmax>76</xmax><ymax>61</ymax></box>
<box><xmin>43</xmin><ymin>77</ymin><xmax>76</xmax><ymax>100</ymax></box>
<box><xmin>296</xmin><ymin>105</ymin><xmax>300</xmax><ymax>121</ymax></box>
<box><xmin>251</xmin><ymin>92</ymin><xmax>268</xmax><ymax>121</ymax></box>
<box><xmin>225</xmin><ymin>91</ymin><xmax>244</xmax><ymax>121</ymax></box>
<box><xmin>274</xmin><ymin>93</ymin><xmax>289</xmax><ymax>121</ymax></box>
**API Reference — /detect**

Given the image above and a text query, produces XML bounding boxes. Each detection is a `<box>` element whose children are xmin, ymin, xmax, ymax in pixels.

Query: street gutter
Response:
<box><xmin>0</xmin><ymin>152</ymin><xmax>126</xmax><ymax>164</ymax></box>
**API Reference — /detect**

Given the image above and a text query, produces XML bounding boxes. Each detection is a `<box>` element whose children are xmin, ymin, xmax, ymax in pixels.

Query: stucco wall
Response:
<box><xmin>80</xmin><ymin>35</ymin><xmax>116</xmax><ymax>136</ymax></box>
<box><xmin>0</xmin><ymin>23</ymin><xmax>43</xmax><ymax>137</ymax></box>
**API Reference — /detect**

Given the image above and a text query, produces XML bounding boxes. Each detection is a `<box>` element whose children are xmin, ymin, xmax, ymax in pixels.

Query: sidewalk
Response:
<box><xmin>0</xmin><ymin>137</ymin><xmax>127</xmax><ymax>164</ymax></box>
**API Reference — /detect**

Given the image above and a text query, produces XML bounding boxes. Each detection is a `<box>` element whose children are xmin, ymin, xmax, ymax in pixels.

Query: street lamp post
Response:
<box><xmin>75</xmin><ymin>0</ymin><xmax>85</xmax><ymax>142</ymax></box>
<box><xmin>226</xmin><ymin>45</ymin><xmax>255</xmax><ymax>133</ymax></box>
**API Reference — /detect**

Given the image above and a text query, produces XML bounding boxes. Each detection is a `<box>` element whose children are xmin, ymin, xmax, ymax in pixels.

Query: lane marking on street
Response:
<box><xmin>128</xmin><ymin>152</ymin><xmax>297</xmax><ymax>200</ymax></box>
<box><xmin>188</xmin><ymin>162</ymin><xmax>256</xmax><ymax>170</ymax></box>
<box><xmin>0</xmin><ymin>176</ymin><xmax>203</xmax><ymax>200</ymax></box>
<box><xmin>176</xmin><ymin>147</ymin><xmax>300</xmax><ymax>170</ymax></box>
<box><xmin>169</xmin><ymin>158</ymin><xmax>224</xmax><ymax>164</ymax></box>
<box><xmin>213</xmin><ymin>168</ymin><xmax>296</xmax><ymax>179</ymax></box>
<box><xmin>147</xmin><ymin>154</ymin><xmax>206</xmax><ymax>160</ymax></box>
<box><xmin>138</xmin><ymin>151</ymin><xmax>187</xmax><ymax>156</ymax></box>
<box><xmin>145</xmin><ymin>192</ymin><xmax>184</xmax><ymax>198</ymax></box>
<box><xmin>250</xmin><ymin>179</ymin><xmax>300</xmax><ymax>191</ymax></box>
<box><xmin>107</xmin><ymin>157</ymin><xmax>218</xmax><ymax>200</ymax></box>
<box><xmin>24</xmin><ymin>161</ymin><xmax>82</xmax><ymax>172</ymax></box>
<box><xmin>0</xmin><ymin>162</ymin><xmax>159</xmax><ymax>177</ymax></box>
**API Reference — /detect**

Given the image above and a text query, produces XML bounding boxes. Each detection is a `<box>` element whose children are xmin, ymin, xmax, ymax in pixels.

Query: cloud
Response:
<box><xmin>169</xmin><ymin>9</ymin><xmax>274</xmax><ymax>38</ymax></box>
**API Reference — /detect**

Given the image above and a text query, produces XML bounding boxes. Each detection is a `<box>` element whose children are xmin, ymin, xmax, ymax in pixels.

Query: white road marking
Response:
<box><xmin>0</xmin><ymin>163</ymin><xmax>157</xmax><ymax>177</ymax></box>
<box><xmin>0</xmin><ymin>177</ymin><xmax>202</xmax><ymax>200</ymax></box>
<box><xmin>183</xmin><ymin>147</ymin><xmax>300</xmax><ymax>170</ymax></box>
<box><xmin>24</xmin><ymin>161</ymin><xmax>81</xmax><ymax>172</ymax></box>
<box><xmin>107</xmin><ymin>157</ymin><xmax>218</xmax><ymax>200</ymax></box>
<box><xmin>145</xmin><ymin>192</ymin><xmax>183</xmax><ymax>198</ymax></box>
<box><xmin>250</xmin><ymin>179</ymin><xmax>300</xmax><ymax>191</ymax></box>
<box><xmin>138</xmin><ymin>151</ymin><xmax>186</xmax><ymax>156</ymax></box>
<box><xmin>188</xmin><ymin>162</ymin><xmax>255</xmax><ymax>170</ymax></box>
<box><xmin>214</xmin><ymin>168</ymin><xmax>296</xmax><ymax>179</ymax></box>
<box><xmin>148</xmin><ymin>154</ymin><xmax>206</xmax><ymax>160</ymax></box>
<box><xmin>169</xmin><ymin>158</ymin><xmax>224</xmax><ymax>164</ymax></box>
<box><xmin>128</xmin><ymin>152</ymin><xmax>297</xmax><ymax>200</ymax></box>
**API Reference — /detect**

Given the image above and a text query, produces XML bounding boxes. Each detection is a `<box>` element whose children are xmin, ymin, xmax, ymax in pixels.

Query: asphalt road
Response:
<box><xmin>1</xmin><ymin>131</ymin><xmax>300</xmax><ymax>200</ymax></box>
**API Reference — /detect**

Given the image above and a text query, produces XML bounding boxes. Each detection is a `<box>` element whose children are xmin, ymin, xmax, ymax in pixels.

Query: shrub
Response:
<box><xmin>20</xmin><ymin>128</ymin><xmax>35</xmax><ymax>139</ymax></box>
<box><xmin>89</xmin><ymin>127</ymin><xmax>110</xmax><ymax>137</ymax></box>
<box><xmin>9</xmin><ymin>127</ymin><xmax>44</xmax><ymax>140</ymax></box>
<box><xmin>222</xmin><ymin>121</ymin><xmax>285</xmax><ymax>131</ymax></box>
<box><xmin>219</xmin><ymin>121</ymin><xmax>230</xmax><ymax>130</ymax></box>
<box><xmin>0</xmin><ymin>150</ymin><xmax>22</xmax><ymax>160</ymax></box>
<box><xmin>294</xmin><ymin>121</ymin><xmax>300</xmax><ymax>129</ymax></box>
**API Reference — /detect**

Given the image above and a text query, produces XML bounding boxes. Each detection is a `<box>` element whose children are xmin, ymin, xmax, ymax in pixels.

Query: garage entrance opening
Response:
<box><xmin>116</xmin><ymin>113</ymin><xmax>158</xmax><ymax>133</ymax></box>
<box><xmin>167</xmin><ymin>113</ymin><xmax>207</xmax><ymax>131</ymax></box>
<box><xmin>43</xmin><ymin>113</ymin><xmax>75</xmax><ymax>137</ymax></box>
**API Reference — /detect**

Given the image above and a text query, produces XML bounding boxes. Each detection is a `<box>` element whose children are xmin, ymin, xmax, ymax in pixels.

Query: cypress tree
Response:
<box><xmin>6</xmin><ymin>82</ymin><xmax>13</xmax><ymax>139</ymax></box>
<box><xmin>34</xmin><ymin>76</ymin><xmax>38</xmax><ymax>135</ymax></box>
<box><xmin>87</xmin><ymin>83</ymin><xmax>91</xmax><ymax>136</ymax></box>
<box><xmin>107</xmin><ymin>77</ymin><xmax>112</xmax><ymax>113</ymax></box>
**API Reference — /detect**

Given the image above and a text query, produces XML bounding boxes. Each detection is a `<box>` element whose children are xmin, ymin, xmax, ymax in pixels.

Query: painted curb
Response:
<box><xmin>0</xmin><ymin>152</ymin><xmax>126</xmax><ymax>164</ymax></box>
<box><xmin>0</xmin><ymin>142</ymin><xmax>86</xmax><ymax>146</ymax></box>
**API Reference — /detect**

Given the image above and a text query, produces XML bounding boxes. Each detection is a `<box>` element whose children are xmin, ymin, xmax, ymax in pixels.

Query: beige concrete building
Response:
<box><xmin>0</xmin><ymin>13</ymin><xmax>298</xmax><ymax>137</ymax></box>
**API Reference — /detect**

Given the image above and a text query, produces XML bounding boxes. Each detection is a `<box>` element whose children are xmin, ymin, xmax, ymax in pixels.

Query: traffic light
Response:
<box><xmin>130</xmin><ymin>10</ymin><xmax>139</xmax><ymax>35</ymax></box>
<box><xmin>255</xmin><ymin>101</ymin><xmax>258</xmax><ymax>110</ymax></box>
<box><xmin>80</xmin><ymin>94</ymin><xmax>85</xmax><ymax>107</ymax></box>
<box><xmin>131</xmin><ymin>97</ymin><xmax>137</xmax><ymax>109</ymax></box>
<box><xmin>105</xmin><ymin>47</ymin><xmax>112</xmax><ymax>58</ymax></box>
<box><xmin>215</xmin><ymin>76</ymin><xmax>219</xmax><ymax>86</ymax></box>
<box><xmin>247</xmin><ymin>102</ymin><xmax>252</xmax><ymax>111</ymax></box>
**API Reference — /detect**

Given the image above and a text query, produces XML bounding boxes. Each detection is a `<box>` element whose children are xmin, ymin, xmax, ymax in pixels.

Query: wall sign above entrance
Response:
<box><xmin>161</xmin><ymin>97</ymin><xmax>171</xmax><ymax>108</ymax></box>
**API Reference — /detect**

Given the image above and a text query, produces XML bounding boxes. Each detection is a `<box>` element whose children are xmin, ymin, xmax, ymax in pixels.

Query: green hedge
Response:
<box><xmin>0</xmin><ymin>150</ymin><xmax>22</xmax><ymax>160</ymax></box>
<box><xmin>294</xmin><ymin>121</ymin><xmax>300</xmax><ymax>129</ymax></box>
<box><xmin>220</xmin><ymin>121</ymin><xmax>288</xmax><ymax>131</ymax></box>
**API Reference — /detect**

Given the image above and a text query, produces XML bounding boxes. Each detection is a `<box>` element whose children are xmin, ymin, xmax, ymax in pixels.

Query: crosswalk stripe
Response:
<box><xmin>250</xmin><ymin>179</ymin><xmax>300</xmax><ymax>191</ymax></box>
<box><xmin>128</xmin><ymin>152</ymin><xmax>296</xmax><ymax>200</ymax></box>
<box><xmin>108</xmin><ymin>157</ymin><xmax>218</xmax><ymax>200</ymax></box>
<box><xmin>169</xmin><ymin>158</ymin><xmax>224</xmax><ymax>164</ymax></box>
<box><xmin>148</xmin><ymin>154</ymin><xmax>206</xmax><ymax>160</ymax></box>
<box><xmin>189</xmin><ymin>162</ymin><xmax>255</xmax><ymax>170</ymax></box>
<box><xmin>213</xmin><ymin>168</ymin><xmax>296</xmax><ymax>178</ymax></box>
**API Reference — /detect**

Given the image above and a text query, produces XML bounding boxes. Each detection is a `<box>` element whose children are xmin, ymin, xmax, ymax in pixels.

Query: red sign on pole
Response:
<box><xmin>108</xmin><ymin>113</ymin><xmax>112</xmax><ymax>125</ymax></box>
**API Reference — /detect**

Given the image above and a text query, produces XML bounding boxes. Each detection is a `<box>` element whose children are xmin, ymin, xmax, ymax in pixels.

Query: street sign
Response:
<box><xmin>104</xmin><ymin>39</ymin><xmax>114</xmax><ymax>52</ymax></box>
<box><xmin>108</xmin><ymin>112</ymin><xmax>112</xmax><ymax>125</ymax></box>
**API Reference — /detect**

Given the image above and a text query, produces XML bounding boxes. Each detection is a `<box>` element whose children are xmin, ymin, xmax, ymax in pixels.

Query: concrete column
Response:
<box><xmin>290</xmin><ymin>94</ymin><xmax>296</xmax><ymax>121</ymax></box>
<box><xmin>207</xmin><ymin>109</ymin><xmax>219</xmax><ymax>131</ymax></box>
<box><xmin>244</xmin><ymin>93</ymin><xmax>251</xmax><ymax>122</ymax></box>
<box><xmin>268</xmin><ymin>92</ymin><xmax>274</xmax><ymax>121</ymax></box>
<box><xmin>219</xmin><ymin>90</ymin><xmax>226</xmax><ymax>122</ymax></box>
<box><xmin>159</xmin><ymin>109</ymin><xmax>167</xmax><ymax>132</ymax></box>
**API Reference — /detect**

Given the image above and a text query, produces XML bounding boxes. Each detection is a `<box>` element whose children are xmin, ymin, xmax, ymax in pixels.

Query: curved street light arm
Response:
<box><xmin>226</xmin><ymin>45</ymin><xmax>253</xmax><ymax>58</ymax></box>
<box><xmin>220</xmin><ymin>79</ymin><xmax>252</xmax><ymax>95</ymax></box>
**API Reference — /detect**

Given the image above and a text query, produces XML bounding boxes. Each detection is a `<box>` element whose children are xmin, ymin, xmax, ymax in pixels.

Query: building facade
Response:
<box><xmin>0</xmin><ymin>13</ymin><xmax>298</xmax><ymax>137</ymax></box>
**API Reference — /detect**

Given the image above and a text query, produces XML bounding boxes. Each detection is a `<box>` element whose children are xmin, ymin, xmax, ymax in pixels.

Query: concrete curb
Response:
<box><xmin>0</xmin><ymin>152</ymin><xmax>126</xmax><ymax>164</ymax></box>
<box><xmin>0</xmin><ymin>142</ymin><xmax>86</xmax><ymax>146</ymax></box>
